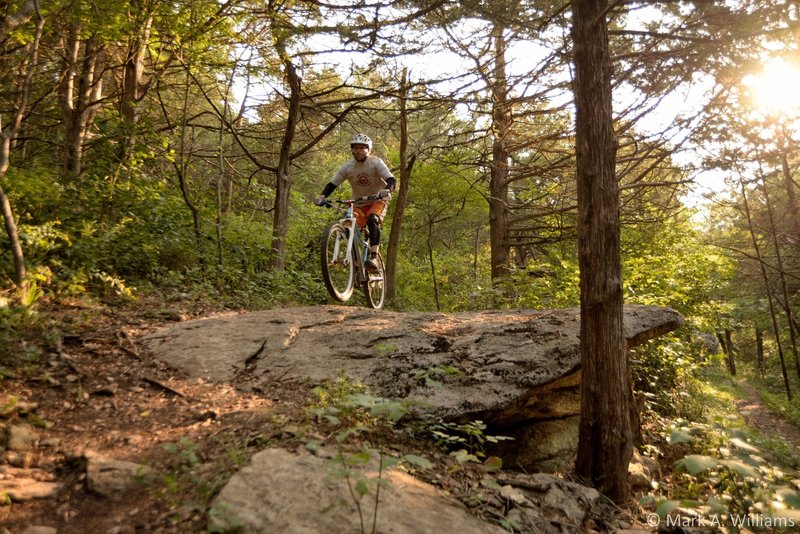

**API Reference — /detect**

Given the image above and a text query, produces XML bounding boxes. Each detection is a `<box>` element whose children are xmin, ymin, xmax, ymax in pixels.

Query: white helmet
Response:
<box><xmin>349</xmin><ymin>133</ymin><xmax>372</xmax><ymax>150</ymax></box>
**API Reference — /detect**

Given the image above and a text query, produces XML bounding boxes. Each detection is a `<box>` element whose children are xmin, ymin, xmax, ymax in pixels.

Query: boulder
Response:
<box><xmin>209</xmin><ymin>447</ymin><xmax>507</xmax><ymax>534</ymax></box>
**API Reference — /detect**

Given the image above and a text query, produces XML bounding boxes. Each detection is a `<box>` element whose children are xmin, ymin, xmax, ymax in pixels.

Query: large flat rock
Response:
<box><xmin>143</xmin><ymin>305</ymin><xmax>683</xmax><ymax>424</ymax></box>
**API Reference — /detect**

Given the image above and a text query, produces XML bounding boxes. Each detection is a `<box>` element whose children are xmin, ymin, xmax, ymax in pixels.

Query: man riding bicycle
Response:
<box><xmin>315</xmin><ymin>133</ymin><xmax>396</xmax><ymax>272</ymax></box>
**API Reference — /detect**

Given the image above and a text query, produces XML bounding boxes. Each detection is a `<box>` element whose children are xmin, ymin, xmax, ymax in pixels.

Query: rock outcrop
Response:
<box><xmin>144</xmin><ymin>304</ymin><xmax>683</xmax><ymax>472</ymax></box>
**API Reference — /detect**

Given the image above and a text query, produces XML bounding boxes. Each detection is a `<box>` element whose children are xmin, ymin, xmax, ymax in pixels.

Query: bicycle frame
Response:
<box><xmin>319</xmin><ymin>194</ymin><xmax>386</xmax><ymax>308</ymax></box>
<box><xmin>336</xmin><ymin>201</ymin><xmax>370</xmax><ymax>280</ymax></box>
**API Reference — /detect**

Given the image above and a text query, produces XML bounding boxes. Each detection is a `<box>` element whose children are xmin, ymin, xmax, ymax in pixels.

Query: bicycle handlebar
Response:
<box><xmin>316</xmin><ymin>194</ymin><xmax>383</xmax><ymax>208</ymax></box>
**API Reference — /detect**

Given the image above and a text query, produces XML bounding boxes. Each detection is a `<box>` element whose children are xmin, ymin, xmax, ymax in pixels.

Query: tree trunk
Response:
<box><xmin>386</xmin><ymin>68</ymin><xmax>413</xmax><ymax>306</ymax></box>
<box><xmin>59</xmin><ymin>29</ymin><xmax>105</xmax><ymax>176</ymax></box>
<box><xmin>270</xmin><ymin>48</ymin><xmax>301</xmax><ymax>271</ymax></box>
<box><xmin>173</xmin><ymin>69</ymin><xmax>203</xmax><ymax>251</ymax></box>
<box><xmin>779</xmin><ymin>127</ymin><xmax>800</xmax><ymax>247</ymax></box>
<box><xmin>759</xmin><ymin>165</ymin><xmax>800</xmax><ymax>378</ymax></box>
<box><xmin>725</xmin><ymin>329</ymin><xmax>736</xmax><ymax>376</ymax></box>
<box><xmin>489</xmin><ymin>21</ymin><xmax>511</xmax><ymax>283</ymax></box>
<box><xmin>571</xmin><ymin>0</ymin><xmax>632</xmax><ymax>503</ymax></box>
<box><xmin>756</xmin><ymin>327</ymin><xmax>765</xmax><ymax>374</ymax></box>
<box><xmin>0</xmin><ymin>9</ymin><xmax>45</xmax><ymax>304</ymax></box>
<box><xmin>427</xmin><ymin>218</ymin><xmax>440</xmax><ymax>311</ymax></box>
<box><xmin>739</xmin><ymin>178</ymin><xmax>792</xmax><ymax>400</ymax></box>
<box><xmin>120</xmin><ymin>9</ymin><xmax>154</xmax><ymax>125</ymax></box>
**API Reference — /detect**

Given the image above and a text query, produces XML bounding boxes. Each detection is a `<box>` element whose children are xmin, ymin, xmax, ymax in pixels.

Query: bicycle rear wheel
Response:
<box><xmin>321</xmin><ymin>223</ymin><xmax>355</xmax><ymax>301</ymax></box>
<box><xmin>363</xmin><ymin>252</ymin><xmax>386</xmax><ymax>309</ymax></box>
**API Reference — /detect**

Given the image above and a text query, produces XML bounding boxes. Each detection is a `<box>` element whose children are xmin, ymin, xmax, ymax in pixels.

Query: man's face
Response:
<box><xmin>351</xmin><ymin>144</ymin><xmax>369</xmax><ymax>162</ymax></box>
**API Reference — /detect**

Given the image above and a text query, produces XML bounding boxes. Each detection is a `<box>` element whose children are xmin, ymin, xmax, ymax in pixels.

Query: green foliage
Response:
<box><xmin>304</xmin><ymin>374</ymin><xmax>432</xmax><ymax>534</ymax></box>
<box><xmin>640</xmin><ymin>372</ymin><xmax>800</xmax><ymax>531</ymax></box>
<box><xmin>425</xmin><ymin>420</ymin><xmax>513</xmax><ymax>463</ymax></box>
<box><xmin>0</xmin><ymin>305</ymin><xmax>48</xmax><ymax>379</ymax></box>
<box><xmin>412</xmin><ymin>365</ymin><xmax>460</xmax><ymax>388</ymax></box>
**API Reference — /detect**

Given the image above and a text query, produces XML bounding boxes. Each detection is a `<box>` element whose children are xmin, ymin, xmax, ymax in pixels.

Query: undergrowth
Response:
<box><xmin>637</xmin><ymin>364</ymin><xmax>800</xmax><ymax>532</ymax></box>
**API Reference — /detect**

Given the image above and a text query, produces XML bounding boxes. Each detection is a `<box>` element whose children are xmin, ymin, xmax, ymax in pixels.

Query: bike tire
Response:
<box><xmin>363</xmin><ymin>252</ymin><xmax>386</xmax><ymax>309</ymax></box>
<box><xmin>321</xmin><ymin>222</ymin><xmax>355</xmax><ymax>301</ymax></box>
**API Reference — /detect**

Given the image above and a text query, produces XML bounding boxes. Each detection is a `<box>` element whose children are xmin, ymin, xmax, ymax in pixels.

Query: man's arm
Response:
<box><xmin>315</xmin><ymin>182</ymin><xmax>337</xmax><ymax>205</ymax></box>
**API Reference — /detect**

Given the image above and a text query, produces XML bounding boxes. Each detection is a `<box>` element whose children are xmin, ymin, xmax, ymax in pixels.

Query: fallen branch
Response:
<box><xmin>141</xmin><ymin>376</ymin><xmax>185</xmax><ymax>398</ymax></box>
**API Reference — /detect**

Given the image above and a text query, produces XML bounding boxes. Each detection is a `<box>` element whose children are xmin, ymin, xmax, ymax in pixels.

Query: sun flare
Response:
<box><xmin>744</xmin><ymin>59</ymin><xmax>800</xmax><ymax>117</ymax></box>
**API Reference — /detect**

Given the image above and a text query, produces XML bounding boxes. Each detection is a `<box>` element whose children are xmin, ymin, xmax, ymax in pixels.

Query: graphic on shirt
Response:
<box><xmin>357</xmin><ymin>173</ymin><xmax>370</xmax><ymax>186</ymax></box>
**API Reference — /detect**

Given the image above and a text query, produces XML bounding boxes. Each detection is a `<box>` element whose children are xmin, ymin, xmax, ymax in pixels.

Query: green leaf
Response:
<box><xmin>721</xmin><ymin>460</ymin><xmax>761</xmax><ymax>479</ymax></box>
<box><xmin>656</xmin><ymin>500</ymin><xmax>681</xmax><ymax>518</ymax></box>
<box><xmin>324</xmin><ymin>414</ymin><xmax>341</xmax><ymax>426</ymax></box>
<box><xmin>355</xmin><ymin>478</ymin><xmax>370</xmax><ymax>497</ymax></box>
<box><xmin>304</xmin><ymin>440</ymin><xmax>323</xmax><ymax>453</ymax></box>
<box><xmin>639</xmin><ymin>494</ymin><xmax>657</xmax><ymax>506</ymax></box>
<box><xmin>481</xmin><ymin>477</ymin><xmax>503</xmax><ymax>492</ymax></box>
<box><xmin>483</xmin><ymin>456</ymin><xmax>503</xmax><ymax>472</ymax></box>
<box><xmin>335</xmin><ymin>428</ymin><xmax>360</xmax><ymax>443</ymax></box>
<box><xmin>729</xmin><ymin>437</ymin><xmax>759</xmax><ymax>453</ymax></box>
<box><xmin>775</xmin><ymin>488</ymin><xmax>800</xmax><ymax>509</ymax></box>
<box><xmin>424</xmin><ymin>377</ymin><xmax>443</xmax><ymax>388</ymax></box>
<box><xmin>667</xmin><ymin>429</ymin><xmax>693</xmax><ymax>444</ymax></box>
<box><xmin>371</xmin><ymin>401</ymin><xmax>407</xmax><ymax>422</ymax></box>
<box><xmin>380</xmin><ymin>456</ymin><xmax>400</xmax><ymax>470</ymax></box>
<box><xmin>345</xmin><ymin>451</ymin><xmax>371</xmax><ymax>466</ymax></box>
<box><xmin>451</xmin><ymin>450</ymin><xmax>480</xmax><ymax>464</ymax></box>
<box><xmin>674</xmin><ymin>454</ymin><xmax>717</xmax><ymax>475</ymax></box>
<box><xmin>402</xmin><ymin>454</ymin><xmax>433</xmax><ymax>469</ymax></box>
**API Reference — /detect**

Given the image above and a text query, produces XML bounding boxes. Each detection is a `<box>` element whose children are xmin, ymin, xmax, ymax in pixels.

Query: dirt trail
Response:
<box><xmin>734</xmin><ymin>381</ymin><xmax>800</xmax><ymax>454</ymax></box>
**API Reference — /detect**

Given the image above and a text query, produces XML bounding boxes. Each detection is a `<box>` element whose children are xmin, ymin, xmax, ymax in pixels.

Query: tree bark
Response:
<box><xmin>0</xmin><ymin>7</ymin><xmax>45</xmax><ymax>304</ymax></box>
<box><xmin>427</xmin><ymin>218</ymin><xmax>440</xmax><ymax>311</ymax></box>
<box><xmin>489</xmin><ymin>21</ymin><xmax>511</xmax><ymax>283</ymax></box>
<box><xmin>120</xmin><ymin>8</ymin><xmax>154</xmax><ymax>125</ymax></box>
<box><xmin>386</xmin><ymin>68</ymin><xmax>413</xmax><ymax>306</ymax></box>
<box><xmin>756</xmin><ymin>327</ymin><xmax>765</xmax><ymax>374</ymax></box>
<box><xmin>571</xmin><ymin>0</ymin><xmax>632</xmax><ymax>503</ymax></box>
<box><xmin>725</xmin><ymin>329</ymin><xmax>736</xmax><ymax>376</ymax></box>
<box><xmin>270</xmin><ymin>44</ymin><xmax>301</xmax><ymax>271</ymax></box>
<box><xmin>59</xmin><ymin>28</ymin><xmax>105</xmax><ymax>176</ymax></box>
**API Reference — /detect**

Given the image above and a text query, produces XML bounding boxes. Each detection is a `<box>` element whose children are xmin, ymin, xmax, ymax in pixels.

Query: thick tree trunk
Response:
<box><xmin>120</xmin><ymin>9</ymin><xmax>154</xmax><ymax>125</ymax></box>
<box><xmin>489</xmin><ymin>22</ymin><xmax>511</xmax><ymax>282</ymax></box>
<box><xmin>59</xmin><ymin>29</ymin><xmax>105</xmax><ymax>176</ymax></box>
<box><xmin>571</xmin><ymin>0</ymin><xmax>632</xmax><ymax>503</ymax></box>
<box><xmin>270</xmin><ymin>53</ymin><xmax>301</xmax><ymax>271</ymax></box>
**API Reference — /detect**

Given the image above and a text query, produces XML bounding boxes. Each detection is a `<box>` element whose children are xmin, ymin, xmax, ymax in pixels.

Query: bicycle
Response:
<box><xmin>318</xmin><ymin>196</ymin><xmax>386</xmax><ymax>309</ymax></box>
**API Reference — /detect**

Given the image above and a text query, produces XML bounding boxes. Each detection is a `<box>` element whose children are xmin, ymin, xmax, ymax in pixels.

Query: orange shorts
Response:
<box><xmin>354</xmin><ymin>201</ymin><xmax>388</xmax><ymax>228</ymax></box>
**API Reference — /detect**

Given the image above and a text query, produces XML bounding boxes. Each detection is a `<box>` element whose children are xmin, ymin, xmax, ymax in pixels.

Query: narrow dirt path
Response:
<box><xmin>734</xmin><ymin>381</ymin><xmax>800</xmax><ymax>455</ymax></box>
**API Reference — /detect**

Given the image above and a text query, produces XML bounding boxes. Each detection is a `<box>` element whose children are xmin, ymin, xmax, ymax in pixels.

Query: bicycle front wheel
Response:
<box><xmin>363</xmin><ymin>252</ymin><xmax>386</xmax><ymax>309</ymax></box>
<box><xmin>321</xmin><ymin>223</ymin><xmax>355</xmax><ymax>301</ymax></box>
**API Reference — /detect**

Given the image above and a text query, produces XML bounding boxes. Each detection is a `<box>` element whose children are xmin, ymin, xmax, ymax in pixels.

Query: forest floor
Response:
<box><xmin>1</xmin><ymin>295</ymin><xmax>307</xmax><ymax>534</ymax></box>
<box><xmin>2</xmin><ymin>296</ymin><xmax>800</xmax><ymax>534</ymax></box>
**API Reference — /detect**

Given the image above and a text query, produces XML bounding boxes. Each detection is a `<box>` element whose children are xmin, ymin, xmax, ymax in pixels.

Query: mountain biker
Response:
<box><xmin>315</xmin><ymin>133</ymin><xmax>396</xmax><ymax>272</ymax></box>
